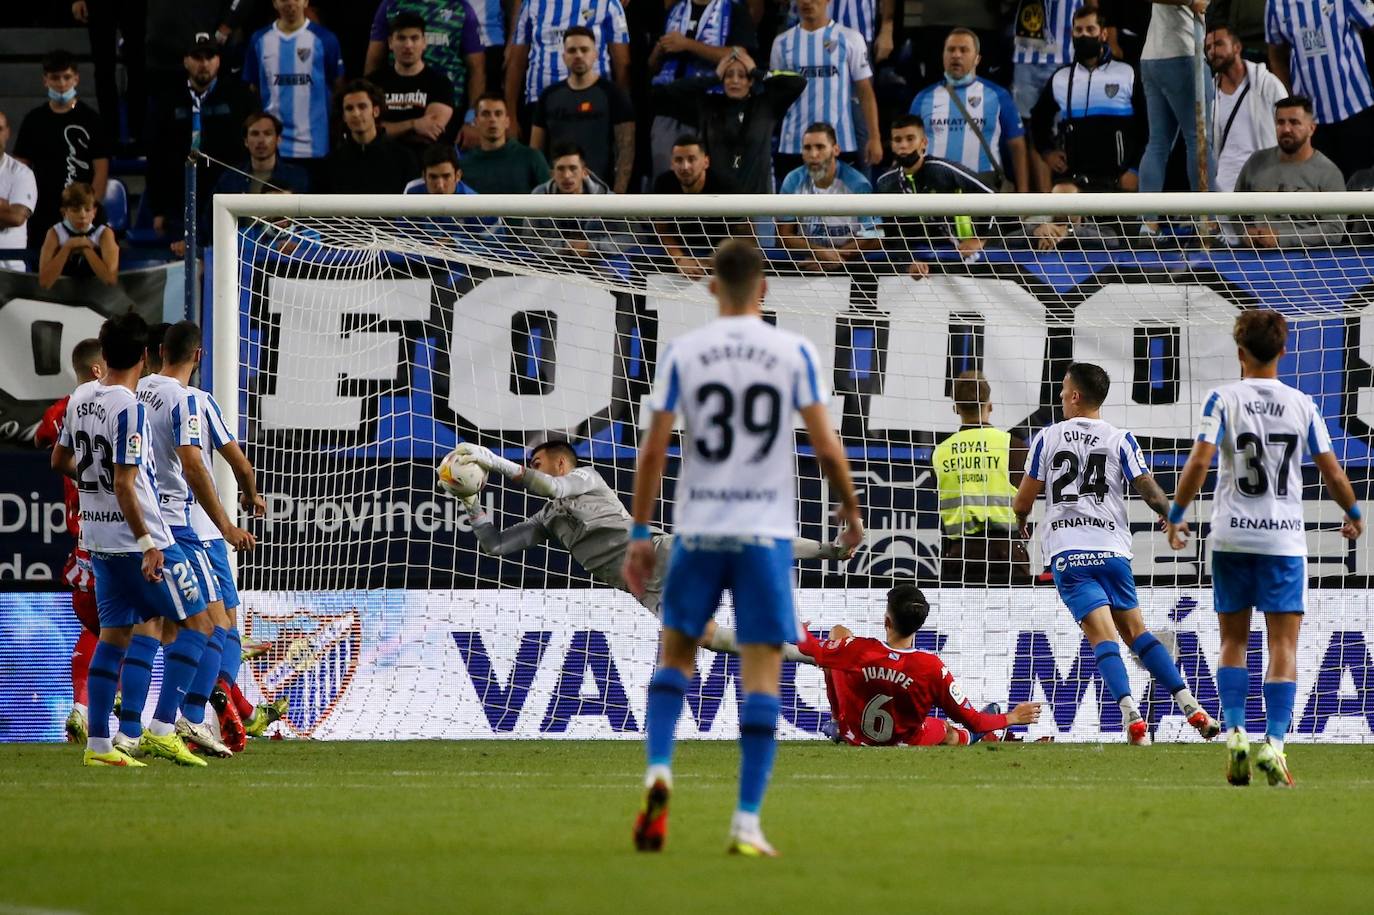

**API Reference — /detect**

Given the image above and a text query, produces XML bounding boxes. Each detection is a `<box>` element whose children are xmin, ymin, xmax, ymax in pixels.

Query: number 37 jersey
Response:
<box><xmin>647</xmin><ymin>315</ymin><xmax>828</xmax><ymax>539</ymax></box>
<box><xmin>1029</xmin><ymin>417</ymin><xmax>1148</xmax><ymax>560</ymax></box>
<box><xmin>1198</xmin><ymin>378</ymin><xmax>1331</xmax><ymax>557</ymax></box>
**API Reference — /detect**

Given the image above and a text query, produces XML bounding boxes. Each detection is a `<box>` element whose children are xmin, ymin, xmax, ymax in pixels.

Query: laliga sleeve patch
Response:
<box><xmin>187</xmin><ymin>414</ymin><xmax>201</xmax><ymax>441</ymax></box>
<box><xmin>126</xmin><ymin>431</ymin><xmax>143</xmax><ymax>461</ymax></box>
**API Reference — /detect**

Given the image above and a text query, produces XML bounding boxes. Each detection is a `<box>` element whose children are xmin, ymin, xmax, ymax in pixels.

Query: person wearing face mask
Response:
<box><xmin>1029</xmin><ymin>6</ymin><xmax>1146</xmax><ymax>193</ymax></box>
<box><xmin>13</xmin><ymin>50</ymin><xmax>110</xmax><ymax>253</ymax></box>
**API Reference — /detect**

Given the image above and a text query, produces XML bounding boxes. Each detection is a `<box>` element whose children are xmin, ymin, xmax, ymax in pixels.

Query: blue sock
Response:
<box><xmin>117</xmin><ymin>634</ymin><xmax>161</xmax><ymax>738</ymax></box>
<box><xmin>87</xmin><ymin>641</ymin><xmax>125</xmax><ymax>740</ymax></box>
<box><xmin>1092</xmin><ymin>641</ymin><xmax>1132</xmax><ymax>704</ymax></box>
<box><xmin>153</xmin><ymin>628</ymin><xmax>207</xmax><ymax>726</ymax></box>
<box><xmin>737</xmin><ymin>692</ymin><xmax>781</xmax><ymax>815</ymax></box>
<box><xmin>1262</xmin><ymin>680</ymin><xmax>1297</xmax><ymax>743</ymax></box>
<box><xmin>1130</xmin><ymin>632</ymin><xmax>1186</xmax><ymax>692</ymax></box>
<box><xmin>1218</xmin><ymin>666</ymin><xmax>1249</xmax><ymax>732</ymax></box>
<box><xmin>645</xmin><ymin>667</ymin><xmax>690</xmax><ymax>769</ymax></box>
<box><xmin>220</xmin><ymin>627</ymin><xmax>242</xmax><ymax>687</ymax></box>
<box><xmin>182</xmin><ymin>626</ymin><xmax>226</xmax><ymax>725</ymax></box>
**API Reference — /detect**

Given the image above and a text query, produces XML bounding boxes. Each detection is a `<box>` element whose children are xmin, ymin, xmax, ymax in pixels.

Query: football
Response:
<box><xmin>437</xmin><ymin>450</ymin><xmax>488</xmax><ymax>498</ymax></box>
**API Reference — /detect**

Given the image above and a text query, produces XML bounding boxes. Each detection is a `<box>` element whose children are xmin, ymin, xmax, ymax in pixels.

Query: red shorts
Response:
<box><xmin>72</xmin><ymin>588</ymin><xmax>99</xmax><ymax>634</ymax></box>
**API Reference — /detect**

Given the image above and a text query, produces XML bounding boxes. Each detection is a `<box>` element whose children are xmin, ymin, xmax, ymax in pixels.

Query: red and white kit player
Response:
<box><xmin>800</xmin><ymin>585</ymin><xmax>1042</xmax><ymax>746</ymax></box>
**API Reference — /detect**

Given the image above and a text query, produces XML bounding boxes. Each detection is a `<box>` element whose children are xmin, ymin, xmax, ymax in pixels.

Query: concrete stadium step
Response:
<box><xmin>0</xmin><ymin>28</ymin><xmax>91</xmax><ymax>57</ymax></box>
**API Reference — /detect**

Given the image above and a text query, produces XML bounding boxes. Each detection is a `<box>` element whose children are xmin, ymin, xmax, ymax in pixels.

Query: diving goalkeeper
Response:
<box><xmin>450</xmin><ymin>440</ymin><xmax>853</xmax><ymax>657</ymax></box>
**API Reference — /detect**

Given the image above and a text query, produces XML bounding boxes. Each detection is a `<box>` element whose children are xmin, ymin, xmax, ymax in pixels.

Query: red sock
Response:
<box><xmin>71</xmin><ymin>629</ymin><xmax>98</xmax><ymax>706</ymax></box>
<box><xmin>229</xmin><ymin>680</ymin><xmax>254</xmax><ymax>718</ymax></box>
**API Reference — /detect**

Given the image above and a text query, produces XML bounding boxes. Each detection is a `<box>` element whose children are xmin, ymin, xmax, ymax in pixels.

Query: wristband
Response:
<box><xmin>1167</xmin><ymin>502</ymin><xmax>1186</xmax><ymax>525</ymax></box>
<box><xmin>136</xmin><ymin>535</ymin><xmax>157</xmax><ymax>553</ymax></box>
<box><xmin>1348</xmin><ymin>504</ymin><xmax>1362</xmax><ymax>521</ymax></box>
<box><xmin>630</xmin><ymin>523</ymin><xmax>652</xmax><ymax>541</ymax></box>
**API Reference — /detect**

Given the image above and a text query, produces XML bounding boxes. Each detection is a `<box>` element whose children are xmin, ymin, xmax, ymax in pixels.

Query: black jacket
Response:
<box><xmin>875</xmin><ymin>156</ymin><xmax>996</xmax><ymax>248</ymax></box>
<box><xmin>1030</xmin><ymin>55</ymin><xmax>1147</xmax><ymax>184</ymax></box>
<box><xmin>325</xmin><ymin>133</ymin><xmax>417</xmax><ymax>194</ymax></box>
<box><xmin>146</xmin><ymin>75</ymin><xmax>257</xmax><ymax>223</ymax></box>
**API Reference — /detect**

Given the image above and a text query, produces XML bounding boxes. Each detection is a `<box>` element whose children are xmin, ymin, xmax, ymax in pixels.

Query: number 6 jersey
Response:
<box><xmin>1028</xmin><ymin>417</ymin><xmax>1149</xmax><ymax>560</ymax></box>
<box><xmin>1197</xmin><ymin>377</ymin><xmax>1331</xmax><ymax>557</ymax></box>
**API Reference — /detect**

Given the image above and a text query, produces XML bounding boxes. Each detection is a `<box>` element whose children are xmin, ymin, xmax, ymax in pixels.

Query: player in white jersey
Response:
<box><xmin>50</xmin><ymin>313</ymin><xmax>212</xmax><ymax>768</ymax></box>
<box><xmin>1166</xmin><ymin>310</ymin><xmax>1363</xmax><ymax>786</ymax></box>
<box><xmin>621</xmin><ymin>239</ymin><xmax>863</xmax><ymax>857</ymax></box>
<box><xmin>1014</xmin><ymin>363</ymin><xmax>1220</xmax><ymax>746</ymax></box>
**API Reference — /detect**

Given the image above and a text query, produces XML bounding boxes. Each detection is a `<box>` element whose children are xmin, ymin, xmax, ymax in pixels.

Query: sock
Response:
<box><xmin>117</xmin><ymin>634</ymin><xmax>161</xmax><ymax>738</ymax></box>
<box><xmin>229</xmin><ymin>680</ymin><xmax>254</xmax><ymax>719</ymax></box>
<box><xmin>71</xmin><ymin>628</ymin><xmax>97</xmax><ymax>706</ymax></box>
<box><xmin>737</xmin><ymin>692</ymin><xmax>781</xmax><ymax>815</ymax></box>
<box><xmin>182</xmin><ymin>626</ymin><xmax>226</xmax><ymax>725</ymax></box>
<box><xmin>1093</xmin><ymin>641</ymin><xmax>1133</xmax><ymax>707</ymax></box>
<box><xmin>86</xmin><ymin>641</ymin><xmax>125</xmax><ymax>741</ymax></box>
<box><xmin>220</xmin><ymin>627</ymin><xmax>242</xmax><ymax>686</ymax></box>
<box><xmin>1217</xmin><ymin>666</ymin><xmax>1249</xmax><ymax>733</ymax></box>
<box><xmin>1262</xmin><ymin>679</ymin><xmax>1296</xmax><ymax>746</ymax></box>
<box><xmin>153</xmin><ymin>628</ymin><xmax>207</xmax><ymax>727</ymax></box>
<box><xmin>644</xmin><ymin>667</ymin><xmax>690</xmax><ymax>770</ymax></box>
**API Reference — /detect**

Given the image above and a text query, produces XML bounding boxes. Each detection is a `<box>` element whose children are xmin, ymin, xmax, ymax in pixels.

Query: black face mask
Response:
<box><xmin>1073</xmin><ymin>36</ymin><xmax>1102</xmax><ymax>63</ymax></box>
<box><xmin>894</xmin><ymin>151</ymin><xmax>922</xmax><ymax>168</ymax></box>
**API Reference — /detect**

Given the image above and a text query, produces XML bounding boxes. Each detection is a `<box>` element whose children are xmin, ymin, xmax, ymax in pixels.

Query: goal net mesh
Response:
<box><xmin>220</xmin><ymin>196</ymin><xmax>1374</xmax><ymax>742</ymax></box>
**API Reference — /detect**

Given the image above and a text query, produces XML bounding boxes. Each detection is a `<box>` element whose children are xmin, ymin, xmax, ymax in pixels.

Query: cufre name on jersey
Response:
<box><xmin>74</xmin><ymin>401</ymin><xmax>108</xmax><ymax>422</ymax></box>
<box><xmin>862</xmin><ymin>665</ymin><xmax>914</xmax><ymax>689</ymax></box>
<box><xmin>1061</xmin><ymin>429</ymin><xmax>1101</xmax><ymax>447</ymax></box>
<box><xmin>696</xmin><ymin>342</ymin><xmax>779</xmax><ymax>369</ymax></box>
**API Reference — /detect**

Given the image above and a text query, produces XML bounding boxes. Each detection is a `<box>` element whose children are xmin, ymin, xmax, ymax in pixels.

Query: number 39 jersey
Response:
<box><xmin>59</xmin><ymin>380</ymin><xmax>174</xmax><ymax>554</ymax></box>
<box><xmin>1028</xmin><ymin>417</ymin><xmax>1148</xmax><ymax>560</ymax></box>
<box><xmin>1198</xmin><ymin>378</ymin><xmax>1331</xmax><ymax>557</ymax></box>
<box><xmin>647</xmin><ymin>315</ymin><xmax>828</xmax><ymax>538</ymax></box>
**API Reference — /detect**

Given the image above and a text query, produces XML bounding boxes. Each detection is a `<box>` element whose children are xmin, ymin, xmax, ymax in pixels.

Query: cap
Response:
<box><xmin>187</xmin><ymin>32</ymin><xmax>220</xmax><ymax>58</ymax></box>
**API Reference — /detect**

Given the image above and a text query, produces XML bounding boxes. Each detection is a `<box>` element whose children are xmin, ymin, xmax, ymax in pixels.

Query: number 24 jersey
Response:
<box><xmin>1028</xmin><ymin>417</ymin><xmax>1149</xmax><ymax>560</ymax></box>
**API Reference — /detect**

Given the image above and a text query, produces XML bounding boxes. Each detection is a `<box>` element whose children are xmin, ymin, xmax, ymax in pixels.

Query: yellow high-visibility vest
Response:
<box><xmin>932</xmin><ymin>425</ymin><xmax>1017</xmax><ymax>537</ymax></box>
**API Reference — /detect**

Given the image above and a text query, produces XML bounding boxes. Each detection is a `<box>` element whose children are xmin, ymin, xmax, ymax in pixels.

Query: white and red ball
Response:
<box><xmin>438</xmin><ymin>450</ymin><xmax>488</xmax><ymax>498</ymax></box>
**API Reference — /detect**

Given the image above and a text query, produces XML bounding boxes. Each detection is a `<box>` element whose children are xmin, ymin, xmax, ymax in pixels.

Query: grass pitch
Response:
<box><xmin>4</xmin><ymin>741</ymin><xmax>1372</xmax><ymax>914</ymax></box>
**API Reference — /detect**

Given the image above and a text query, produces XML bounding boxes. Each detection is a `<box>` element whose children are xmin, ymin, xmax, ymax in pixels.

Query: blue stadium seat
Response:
<box><xmin>102</xmin><ymin>178</ymin><xmax>129</xmax><ymax>233</ymax></box>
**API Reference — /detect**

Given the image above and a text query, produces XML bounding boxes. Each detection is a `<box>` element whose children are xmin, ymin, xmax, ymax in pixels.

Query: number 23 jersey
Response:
<box><xmin>1028</xmin><ymin>417</ymin><xmax>1148</xmax><ymax>560</ymax></box>
<box><xmin>648</xmin><ymin>315</ymin><xmax>827</xmax><ymax>539</ymax></box>
<box><xmin>1198</xmin><ymin>377</ymin><xmax>1331</xmax><ymax>557</ymax></box>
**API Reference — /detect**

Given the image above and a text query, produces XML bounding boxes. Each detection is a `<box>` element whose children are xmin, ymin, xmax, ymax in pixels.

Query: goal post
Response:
<box><xmin>210</xmin><ymin>191</ymin><xmax>1374</xmax><ymax>742</ymax></box>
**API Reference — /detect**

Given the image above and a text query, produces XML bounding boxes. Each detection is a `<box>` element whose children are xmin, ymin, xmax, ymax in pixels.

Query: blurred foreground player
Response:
<box><xmin>35</xmin><ymin>337</ymin><xmax>104</xmax><ymax>742</ymax></box>
<box><xmin>801</xmin><ymin>585</ymin><xmax>1041</xmax><ymax>746</ymax></box>
<box><xmin>1165</xmin><ymin>310</ymin><xmax>1363</xmax><ymax>786</ymax></box>
<box><xmin>622</xmin><ymin>239</ymin><xmax>864</xmax><ymax>857</ymax></box>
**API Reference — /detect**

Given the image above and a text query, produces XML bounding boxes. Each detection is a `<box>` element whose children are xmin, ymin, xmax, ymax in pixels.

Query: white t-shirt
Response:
<box><xmin>1141</xmin><ymin>4</ymin><xmax>1197</xmax><ymax>60</ymax></box>
<box><xmin>0</xmin><ymin>154</ymin><xmax>37</xmax><ymax>269</ymax></box>
<box><xmin>186</xmin><ymin>385</ymin><xmax>236</xmax><ymax>542</ymax></box>
<box><xmin>1029</xmin><ymin>417</ymin><xmax>1149</xmax><ymax>559</ymax></box>
<box><xmin>1197</xmin><ymin>377</ymin><xmax>1332</xmax><ymax>557</ymax></box>
<box><xmin>1213</xmin><ymin>76</ymin><xmax>1257</xmax><ymax>193</ymax></box>
<box><xmin>137</xmin><ymin>373</ymin><xmax>203</xmax><ymax>530</ymax></box>
<box><xmin>648</xmin><ymin>314</ymin><xmax>828</xmax><ymax>538</ymax></box>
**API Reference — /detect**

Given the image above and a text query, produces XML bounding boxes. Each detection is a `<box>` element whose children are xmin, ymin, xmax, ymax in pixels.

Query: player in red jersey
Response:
<box><xmin>799</xmin><ymin>585</ymin><xmax>1042</xmax><ymax>746</ymax></box>
<box><xmin>34</xmin><ymin>338</ymin><xmax>105</xmax><ymax>743</ymax></box>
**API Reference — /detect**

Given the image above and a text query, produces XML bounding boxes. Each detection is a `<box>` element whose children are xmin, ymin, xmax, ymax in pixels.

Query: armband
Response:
<box><xmin>1167</xmin><ymin>502</ymin><xmax>1186</xmax><ymax>525</ymax></box>
<box><xmin>136</xmin><ymin>535</ymin><xmax>157</xmax><ymax>553</ymax></box>
<box><xmin>1348</xmin><ymin>504</ymin><xmax>1362</xmax><ymax>521</ymax></box>
<box><xmin>630</xmin><ymin>523</ymin><xmax>652</xmax><ymax>541</ymax></box>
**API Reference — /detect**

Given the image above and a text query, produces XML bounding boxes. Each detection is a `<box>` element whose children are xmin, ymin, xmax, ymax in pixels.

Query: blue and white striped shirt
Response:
<box><xmin>1266</xmin><ymin>0</ymin><xmax>1374</xmax><ymax>124</ymax></box>
<box><xmin>1012</xmin><ymin>0</ymin><xmax>1076</xmax><ymax>64</ymax></box>
<box><xmin>513</xmin><ymin>0</ymin><xmax>630</xmax><ymax>104</ymax></box>
<box><xmin>910</xmin><ymin>78</ymin><xmax>1025</xmax><ymax>175</ymax></box>
<box><xmin>771</xmin><ymin>20</ymin><xmax>874</xmax><ymax>153</ymax></box>
<box><xmin>778</xmin><ymin>160</ymin><xmax>882</xmax><ymax>243</ymax></box>
<box><xmin>474</xmin><ymin>0</ymin><xmax>506</xmax><ymax>46</ymax></box>
<box><xmin>244</xmin><ymin>21</ymin><xmax>344</xmax><ymax>159</ymax></box>
<box><xmin>783</xmin><ymin>0</ymin><xmax>877</xmax><ymax>43</ymax></box>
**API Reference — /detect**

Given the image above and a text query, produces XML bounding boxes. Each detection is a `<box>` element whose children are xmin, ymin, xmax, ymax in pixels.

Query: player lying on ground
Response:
<box><xmin>1165</xmin><ymin>309</ymin><xmax>1363</xmax><ymax>787</ymax></box>
<box><xmin>1013</xmin><ymin>363</ymin><xmax>1221</xmax><ymax>746</ymax></box>
<box><xmin>801</xmin><ymin>584</ymin><xmax>1041</xmax><ymax>746</ymax></box>
<box><xmin>451</xmin><ymin>438</ymin><xmax>854</xmax><ymax>661</ymax></box>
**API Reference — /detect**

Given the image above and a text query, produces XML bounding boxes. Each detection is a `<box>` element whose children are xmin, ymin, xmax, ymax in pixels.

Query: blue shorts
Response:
<box><xmin>1212</xmin><ymin>551</ymin><xmax>1306</xmax><ymax>614</ymax></box>
<box><xmin>172</xmin><ymin>526</ymin><xmax>221</xmax><ymax>606</ymax></box>
<box><xmin>661</xmin><ymin>536</ymin><xmax>800</xmax><ymax>645</ymax></box>
<box><xmin>1050</xmin><ymin>550</ymin><xmax>1138</xmax><ymax>622</ymax></box>
<box><xmin>200</xmin><ymin>538</ymin><xmax>240</xmax><ymax>610</ymax></box>
<box><xmin>92</xmin><ymin>542</ymin><xmax>208</xmax><ymax>628</ymax></box>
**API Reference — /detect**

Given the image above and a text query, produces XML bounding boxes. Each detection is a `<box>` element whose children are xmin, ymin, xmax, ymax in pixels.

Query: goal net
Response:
<box><xmin>212</xmin><ymin>191</ymin><xmax>1374</xmax><ymax>743</ymax></box>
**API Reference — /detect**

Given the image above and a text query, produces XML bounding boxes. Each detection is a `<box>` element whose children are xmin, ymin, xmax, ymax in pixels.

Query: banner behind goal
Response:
<box><xmin>212</xmin><ymin>192</ymin><xmax>1374</xmax><ymax>742</ymax></box>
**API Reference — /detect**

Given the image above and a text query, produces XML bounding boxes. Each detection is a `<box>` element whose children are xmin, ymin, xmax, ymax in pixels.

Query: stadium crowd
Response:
<box><xmin>4</xmin><ymin>0</ymin><xmax>1374</xmax><ymax>274</ymax></box>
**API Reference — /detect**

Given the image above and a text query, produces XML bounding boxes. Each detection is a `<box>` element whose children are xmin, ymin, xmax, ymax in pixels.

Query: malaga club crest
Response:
<box><xmin>243</xmin><ymin>608</ymin><xmax>361</xmax><ymax>736</ymax></box>
<box><xmin>297</xmin><ymin>46</ymin><xmax>312</xmax><ymax>63</ymax></box>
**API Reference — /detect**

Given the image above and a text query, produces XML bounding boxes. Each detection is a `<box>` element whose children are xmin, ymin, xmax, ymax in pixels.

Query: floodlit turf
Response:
<box><xmin>4</xmin><ymin>741</ymin><xmax>1373</xmax><ymax>914</ymax></box>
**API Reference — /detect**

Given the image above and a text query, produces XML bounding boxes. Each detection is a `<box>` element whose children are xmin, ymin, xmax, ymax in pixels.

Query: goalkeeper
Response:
<box><xmin>451</xmin><ymin>440</ymin><xmax>853</xmax><ymax>658</ymax></box>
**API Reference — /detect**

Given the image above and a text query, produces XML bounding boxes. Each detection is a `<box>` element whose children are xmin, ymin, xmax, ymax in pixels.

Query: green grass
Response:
<box><xmin>4</xmin><ymin>741</ymin><xmax>1372</xmax><ymax>914</ymax></box>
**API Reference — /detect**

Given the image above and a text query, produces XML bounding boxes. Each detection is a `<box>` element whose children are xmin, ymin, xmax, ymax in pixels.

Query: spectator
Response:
<box><xmin>367</xmin><ymin>12</ymin><xmax>458</xmax><ymax>164</ymax></box>
<box><xmin>244</xmin><ymin>0</ymin><xmax>346</xmax><ymax>183</ymax></box>
<box><xmin>1207</xmin><ymin>24</ymin><xmax>1285</xmax><ymax>193</ymax></box>
<box><xmin>37</xmin><ymin>183</ymin><xmax>118</xmax><ymax>289</ymax></box>
<box><xmin>505</xmin><ymin>0</ymin><xmax>630</xmax><ymax>139</ymax></box>
<box><xmin>459</xmin><ymin>94</ymin><xmax>551</xmax><ymax>193</ymax></box>
<box><xmin>401</xmin><ymin>144</ymin><xmax>495</xmax><ymax>242</ymax></box>
<box><xmin>524</xmin><ymin>143</ymin><xmax>630</xmax><ymax>260</ymax></box>
<box><xmin>1137</xmin><ymin>0</ymin><xmax>1210</xmax><ymax>207</ymax></box>
<box><xmin>70</xmin><ymin>0</ymin><xmax>146</xmax><ymax>147</ymax></box>
<box><xmin>1030</xmin><ymin>8</ymin><xmax>1146</xmax><ymax>193</ymax></box>
<box><xmin>146</xmin><ymin>35</ymin><xmax>256</xmax><ymax>251</ymax></box>
<box><xmin>1011</xmin><ymin>0</ymin><xmax>1077</xmax><ymax>191</ymax></box>
<box><xmin>406</xmin><ymin>143</ymin><xmax>478</xmax><ymax>195</ymax></box>
<box><xmin>1266</xmin><ymin>0</ymin><xmax>1374</xmax><ymax>179</ymax></box>
<box><xmin>14</xmin><ymin>51</ymin><xmax>110</xmax><ymax>251</ymax></box>
<box><xmin>648</xmin><ymin>0</ymin><xmax>758</xmax><ymax>177</ymax></box>
<box><xmin>530</xmin><ymin>27</ymin><xmax>636</xmax><ymax>194</ymax></box>
<box><xmin>651</xmin><ymin>133</ymin><xmax>744</xmax><ymax>278</ymax></box>
<box><xmin>910</xmin><ymin>29</ymin><xmax>1030</xmax><ymax>192</ymax></box>
<box><xmin>212</xmin><ymin>112</ymin><xmax>312</xmax><ymax>195</ymax></box>
<box><xmin>777</xmin><ymin>123</ymin><xmax>882</xmax><ymax>272</ymax></box>
<box><xmin>0</xmin><ymin>112</ymin><xmax>37</xmax><ymax>271</ymax></box>
<box><xmin>771</xmin><ymin>0</ymin><xmax>883</xmax><ymax>177</ymax></box>
<box><xmin>1022</xmin><ymin>180</ymin><xmax>1121</xmax><ymax>249</ymax></box>
<box><xmin>1232</xmin><ymin>96</ymin><xmax>1345</xmax><ymax>248</ymax></box>
<box><xmin>651</xmin><ymin>49</ymin><xmax>806</xmax><ymax>193</ymax></box>
<box><xmin>325</xmin><ymin>80</ymin><xmax>418</xmax><ymax>193</ymax></box>
<box><xmin>875</xmin><ymin>114</ymin><xmax>994</xmax><ymax>274</ymax></box>
<box><xmin>364</xmin><ymin>1</ymin><xmax>485</xmax><ymax>129</ymax></box>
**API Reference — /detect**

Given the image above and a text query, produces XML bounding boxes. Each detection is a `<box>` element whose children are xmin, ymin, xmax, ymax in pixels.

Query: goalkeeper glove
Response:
<box><xmin>455</xmin><ymin>442</ymin><xmax>521</xmax><ymax>479</ymax></box>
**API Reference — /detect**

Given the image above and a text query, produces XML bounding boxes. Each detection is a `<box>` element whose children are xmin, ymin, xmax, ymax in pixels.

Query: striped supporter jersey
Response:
<box><xmin>770</xmin><ymin>20</ymin><xmax>873</xmax><ymax>153</ymax></box>
<box><xmin>1265</xmin><ymin>0</ymin><xmax>1374</xmax><ymax>124</ymax></box>
<box><xmin>782</xmin><ymin>0</ymin><xmax>877</xmax><ymax>43</ymax></box>
<box><xmin>513</xmin><ymin>0</ymin><xmax>630</xmax><ymax>103</ymax></box>
<box><xmin>1012</xmin><ymin>0</ymin><xmax>1074</xmax><ymax>64</ymax></box>
<box><xmin>244</xmin><ymin>21</ymin><xmax>344</xmax><ymax>158</ymax></box>
<box><xmin>909</xmin><ymin>78</ymin><xmax>1024</xmax><ymax>176</ymax></box>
